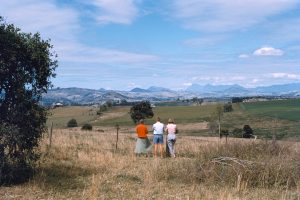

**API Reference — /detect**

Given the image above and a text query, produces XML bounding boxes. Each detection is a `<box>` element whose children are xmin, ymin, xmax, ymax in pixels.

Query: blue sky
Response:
<box><xmin>1</xmin><ymin>0</ymin><xmax>300</xmax><ymax>90</ymax></box>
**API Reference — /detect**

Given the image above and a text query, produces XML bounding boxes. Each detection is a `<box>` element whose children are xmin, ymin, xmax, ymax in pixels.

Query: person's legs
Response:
<box><xmin>168</xmin><ymin>139</ymin><xmax>176</xmax><ymax>157</ymax></box>
<box><xmin>167</xmin><ymin>139</ymin><xmax>173</xmax><ymax>157</ymax></box>
<box><xmin>153</xmin><ymin>135</ymin><xmax>158</xmax><ymax>157</ymax></box>
<box><xmin>154</xmin><ymin>144</ymin><xmax>158</xmax><ymax>157</ymax></box>
<box><xmin>158</xmin><ymin>135</ymin><xmax>164</xmax><ymax>158</ymax></box>
<box><xmin>159</xmin><ymin>144</ymin><xmax>164</xmax><ymax>158</ymax></box>
<box><xmin>172</xmin><ymin>139</ymin><xmax>176</xmax><ymax>157</ymax></box>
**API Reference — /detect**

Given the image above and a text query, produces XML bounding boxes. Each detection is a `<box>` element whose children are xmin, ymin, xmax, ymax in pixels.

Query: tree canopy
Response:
<box><xmin>130</xmin><ymin>101</ymin><xmax>154</xmax><ymax>124</ymax></box>
<box><xmin>0</xmin><ymin>17</ymin><xmax>57</xmax><ymax>184</ymax></box>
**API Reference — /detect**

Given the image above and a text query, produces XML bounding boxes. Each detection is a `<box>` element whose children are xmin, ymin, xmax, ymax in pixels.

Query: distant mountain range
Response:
<box><xmin>186</xmin><ymin>83</ymin><xmax>300</xmax><ymax>96</ymax></box>
<box><xmin>41</xmin><ymin>83</ymin><xmax>300</xmax><ymax>105</ymax></box>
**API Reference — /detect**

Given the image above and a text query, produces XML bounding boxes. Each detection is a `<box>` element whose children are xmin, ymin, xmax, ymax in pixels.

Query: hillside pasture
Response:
<box><xmin>46</xmin><ymin>99</ymin><xmax>300</xmax><ymax>139</ymax></box>
<box><xmin>241</xmin><ymin>99</ymin><xmax>300</xmax><ymax>121</ymax></box>
<box><xmin>92</xmin><ymin>105</ymin><xmax>217</xmax><ymax>127</ymax></box>
<box><xmin>47</xmin><ymin>106</ymin><xmax>99</xmax><ymax>128</ymax></box>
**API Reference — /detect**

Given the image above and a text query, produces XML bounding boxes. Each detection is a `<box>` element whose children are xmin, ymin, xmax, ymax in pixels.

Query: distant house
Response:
<box><xmin>52</xmin><ymin>102</ymin><xmax>64</xmax><ymax>108</ymax></box>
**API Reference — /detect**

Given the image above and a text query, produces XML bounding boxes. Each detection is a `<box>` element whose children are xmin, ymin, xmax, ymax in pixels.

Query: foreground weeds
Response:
<box><xmin>1</xmin><ymin>129</ymin><xmax>300</xmax><ymax>199</ymax></box>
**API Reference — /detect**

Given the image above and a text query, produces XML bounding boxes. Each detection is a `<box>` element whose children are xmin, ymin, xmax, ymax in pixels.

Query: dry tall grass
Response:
<box><xmin>1</xmin><ymin>128</ymin><xmax>300</xmax><ymax>199</ymax></box>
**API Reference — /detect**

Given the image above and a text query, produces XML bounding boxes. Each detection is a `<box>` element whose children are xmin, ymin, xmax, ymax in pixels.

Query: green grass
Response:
<box><xmin>47</xmin><ymin>106</ymin><xmax>99</xmax><ymax>128</ymax></box>
<box><xmin>91</xmin><ymin>105</ymin><xmax>217</xmax><ymax>126</ymax></box>
<box><xmin>241</xmin><ymin>99</ymin><xmax>300</xmax><ymax>121</ymax></box>
<box><xmin>46</xmin><ymin>100</ymin><xmax>300</xmax><ymax>139</ymax></box>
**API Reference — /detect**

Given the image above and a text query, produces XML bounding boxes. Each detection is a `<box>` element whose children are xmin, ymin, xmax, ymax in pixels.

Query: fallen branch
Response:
<box><xmin>211</xmin><ymin>157</ymin><xmax>255</xmax><ymax>168</ymax></box>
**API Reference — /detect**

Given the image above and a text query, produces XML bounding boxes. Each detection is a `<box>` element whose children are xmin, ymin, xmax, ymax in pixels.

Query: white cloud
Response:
<box><xmin>91</xmin><ymin>0</ymin><xmax>139</xmax><ymax>25</ymax></box>
<box><xmin>253</xmin><ymin>47</ymin><xmax>284</xmax><ymax>56</ymax></box>
<box><xmin>0</xmin><ymin>0</ymin><xmax>157</xmax><ymax>64</ymax></box>
<box><xmin>270</xmin><ymin>73</ymin><xmax>300</xmax><ymax>79</ymax></box>
<box><xmin>58</xmin><ymin>42</ymin><xmax>158</xmax><ymax>64</ymax></box>
<box><xmin>189</xmin><ymin>75</ymin><xmax>246</xmax><ymax>85</ymax></box>
<box><xmin>171</xmin><ymin>0</ymin><xmax>300</xmax><ymax>32</ymax></box>
<box><xmin>239</xmin><ymin>54</ymin><xmax>250</xmax><ymax>58</ymax></box>
<box><xmin>0</xmin><ymin>0</ymin><xmax>79</xmax><ymax>43</ymax></box>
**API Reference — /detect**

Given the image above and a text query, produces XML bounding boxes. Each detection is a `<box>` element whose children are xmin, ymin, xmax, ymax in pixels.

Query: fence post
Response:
<box><xmin>49</xmin><ymin>122</ymin><xmax>53</xmax><ymax>147</ymax></box>
<box><xmin>115</xmin><ymin>124</ymin><xmax>120</xmax><ymax>150</ymax></box>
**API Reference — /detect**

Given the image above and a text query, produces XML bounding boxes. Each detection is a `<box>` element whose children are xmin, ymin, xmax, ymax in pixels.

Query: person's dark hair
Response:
<box><xmin>157</xmin><ymin>117</ymin><xmax>160</xmax><ymax>121</ymax></box>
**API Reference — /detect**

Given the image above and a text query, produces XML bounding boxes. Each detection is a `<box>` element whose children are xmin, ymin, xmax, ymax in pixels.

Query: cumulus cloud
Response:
<box><xmin>253</xmin><ymin>47</ymin><xmax>284</xmax><ymax>56</ymax></box>
<box><xmin>91</xmin><ymin>0</ymin><xmax>139</xmax><ymax>25</ymax></box>
<box><xmin>171</xmin><ymin>0</ymin><xmax>299</xmax><ymax>32</ymax></box>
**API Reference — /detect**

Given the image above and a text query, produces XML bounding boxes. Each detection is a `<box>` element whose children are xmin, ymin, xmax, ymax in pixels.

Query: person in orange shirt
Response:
<box><xmin>135</xmin><ymin>119</ymin><xmax>152</xmax><ymax>156</ymax></box>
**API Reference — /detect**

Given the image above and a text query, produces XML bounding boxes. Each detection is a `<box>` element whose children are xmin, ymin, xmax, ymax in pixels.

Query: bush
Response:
<box><xmin>0</xmin><ymin>123</ymin><xmax>35</xmax><ymax>185</ymax></box>
<box><xmin>220</xmin><ymin>129</ymin><xmax>229</xmax><ymax>138</ymax></box>
<box><xmin>223</xmin><ymin>103</ymin><xmax>233</xmax><ymax>112</ymax></box>
<box><xmin>67</xmin><ymin>119</ymin><xmax>78</xmax><ymax>128</ymax></box>
<box><xmin>81</xmin><ymin>123</ymin><xmax>92</xmax><ymax>131</ymax></box>
<box><xmin>243</xmin><ymin>125</ymin><xmax>253</xmax><ymax>138</ymax></box>
<box><xmin>232</xmin><ymin>128</ymin><xmax>243</xmax><ymax>138</ymax></box>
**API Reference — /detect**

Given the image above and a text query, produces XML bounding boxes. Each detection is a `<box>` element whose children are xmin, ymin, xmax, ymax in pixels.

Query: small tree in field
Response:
<box><xmin>243</xmin><ymin>125</ymin><xmax>253</xmax><ymax>138</ymax></box>
<box><xmin>0</xmin><ymin>17</ymin><xmax>57</xmax><ymax>184</ymax></box>
<box><xmin>67</xmin><ymin>119</ymin><xmax>78</xmax><ymax>128</ymax></box>
<box><xmin>223</xmin><ymin>103</ymin><xmax>233</xmax><ymax>112</ymax></box>
<box><xmin>130</xmin><ymin>101</ymin><xmax>154</xmax><ymax>124</ymax></box>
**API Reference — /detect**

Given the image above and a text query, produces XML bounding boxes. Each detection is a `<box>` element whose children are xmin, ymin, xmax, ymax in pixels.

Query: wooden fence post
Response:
<box><xmin>49</xmin><ymin>122</ymin><xmax>53</xmax><ymax>147</ymax></box>
<box><xmin>115</xmin><ymin>124</ymin><xmax>120</xmax><ymax>150</ymax></box>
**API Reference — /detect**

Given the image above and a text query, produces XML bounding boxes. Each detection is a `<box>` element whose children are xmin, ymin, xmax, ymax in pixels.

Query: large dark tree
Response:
<box><xmin>130</xmin><ymin>101</ymin><xmax>154</xmax><ymax>124</ymax></box>
<box><xmin>0</xmin><ymin>17</ymin><xmax>57</xmax><ymax>184</ymax></box>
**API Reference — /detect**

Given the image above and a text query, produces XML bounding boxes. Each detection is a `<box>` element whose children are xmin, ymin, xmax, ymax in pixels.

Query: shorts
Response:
<box><xmin>153</xmin><ymin>134</ymin><xmax>163</xmax><ymax>144</ymax></box>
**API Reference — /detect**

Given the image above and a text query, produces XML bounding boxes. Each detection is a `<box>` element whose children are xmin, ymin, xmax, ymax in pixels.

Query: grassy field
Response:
<box><xmin>1</xmin><ymin>129</ymin><xmax>300</xmax><ymax>199</ymax></box>
<box><xmin>46</xmin><ymin>104</ymin><xmax>225</xmax><ymax>137</ymax></box>
<box><xmin>2</xmin><ymin>100</ymin><xmax>300</xmax><ymax>199</ymax></box>
<box><xmin>46</xmin><ymin>106</ymin><xmax>99</xmax><ymax>128</ymax></box>
<box><xmin>241</xmin><ymin>99</ymin><xmax>300</xmax><ymax>121</ymax></box>
<box><xmin>91</xmin><ymin>104</ymin><xmax>217</xmax><ymax>127</ymax></box>
<box><xmin>46</xmin><ymin>99</ymin><xmax>300</xmax><ymax>139</ymax></box>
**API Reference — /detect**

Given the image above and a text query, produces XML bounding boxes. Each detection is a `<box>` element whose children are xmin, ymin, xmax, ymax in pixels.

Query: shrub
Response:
<box><xmin>223</xmin><ymin>103</ymin><xmax>233</xmax><ymax>112</ymax></box>
<box><xmin>232</xmin><ymin>128</ymin><xmax>243</xmax><ymax>138</ymax></box>
<box><xmin>81</xmin><ymin>123</ymin><xmax>92</xmax><ymax>131</ymax></box>
<box><xmin>67</xmin><ymin>119</ymin><xmax>78</xmax><ymax>128</ymax></box>
<box><xmin>243</xmin><ymin>125</ymin><xmax>253</xmax><ymax>138</ymax></box>
<box><xmin>220</xmin><ymin>129</ymin><xmax>229</xmax><ymax>138</ymax></box>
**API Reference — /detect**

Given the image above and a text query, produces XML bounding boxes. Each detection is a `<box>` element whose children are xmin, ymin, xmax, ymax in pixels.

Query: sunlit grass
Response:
<box><xmin>1</xmin><ymin>129</ymin><xmax>300</xmax><ymax>199</ymax></box>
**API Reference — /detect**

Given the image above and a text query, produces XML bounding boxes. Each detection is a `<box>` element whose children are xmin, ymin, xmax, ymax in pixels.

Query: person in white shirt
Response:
<box><xmin>165</xmin><ymin>118</ymin><xmax>177</xmax><ymax>158</ymax></box>
<box><xmin>152</xmin><ymin>117</ymin><xmax>164</xmax><ymax>158</ymax></box>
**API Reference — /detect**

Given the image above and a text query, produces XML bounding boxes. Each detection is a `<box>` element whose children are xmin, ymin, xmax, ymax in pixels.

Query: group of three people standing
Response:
<box><xmin>135</xmin><ymin>117</ymin><xmax>177</xmax><ymax>158</ymax></box>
